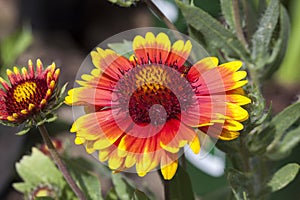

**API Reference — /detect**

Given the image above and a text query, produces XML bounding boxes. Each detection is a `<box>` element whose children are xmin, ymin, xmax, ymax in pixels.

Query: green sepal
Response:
<box><xmin>16</xmin><ymin>126</ymin><xmax>31</xmax><ymax>136</ymax></box>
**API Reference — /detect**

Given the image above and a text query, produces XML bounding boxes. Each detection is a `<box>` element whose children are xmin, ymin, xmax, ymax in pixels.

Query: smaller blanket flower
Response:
<box><xmin>0</xmin><ymin>59</ymin><xmax>64</xmax><ymax>134</ymax></box>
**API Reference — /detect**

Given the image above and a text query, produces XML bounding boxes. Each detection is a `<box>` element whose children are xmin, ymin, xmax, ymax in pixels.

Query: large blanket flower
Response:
<box><xmin>65</xmin><ymin>32</ymin><xmax>250</xmax><ymax>180</ymax></box>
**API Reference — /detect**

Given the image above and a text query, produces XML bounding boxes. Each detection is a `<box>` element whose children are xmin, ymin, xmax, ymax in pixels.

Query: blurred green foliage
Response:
<box><xmin>0</xmin><ymin>26</ymin><xmax>32</xmax><ymax>76</ymax></box>
<box><xmin>276</xmin><ymin>0</ymin><xmax>300</xmax><ymax>84</ymax></box>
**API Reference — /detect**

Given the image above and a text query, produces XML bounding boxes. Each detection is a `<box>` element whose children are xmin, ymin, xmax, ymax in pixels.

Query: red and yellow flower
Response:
<box><xmin>65</xmin><ymin>32</ymin><xmax>251</xmax><ymax>179</ymax></box>
<box><xmin>0</xmin><ymin>59</ymin><xmax>62</xmax><ymax>133</ymax></box>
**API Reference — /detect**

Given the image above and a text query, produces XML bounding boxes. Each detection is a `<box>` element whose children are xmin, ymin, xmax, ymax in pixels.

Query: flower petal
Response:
<box><xmin>91</xmin><ymin>48</ymin><xmax>132</xmax><ymax>80</ymax></box>
<box><xmin>167</xmin><ymin>40</ymin><xmax>192</xmax><ymax>68</ymax></box>
<box><xmin>187</xmin><ymin>57</ymin><xmax>218</xmax><ymax>82</ymax></box>
<box><xmin>160</xmin><ymin>119</ymin><xmax>196</xmax><ymax>153</ymax></box>
<box><xmin>65</xmin><ymin>87</ymin><xmax>113</xmax><ymax>107</ymax></box>
<box><xmin>71</xmin><ymin>110</ymin><xmax>130</xmax><ymax>150</ymax></box>
<box><xmin>161</xmin><ymin>152</ymin><xmax>178</xmax><ymax>180</ymax></box>
<box><xmin>132</xmin><ymin>32</ymin><xmax>171</xmax><ymax>65</ymax></box>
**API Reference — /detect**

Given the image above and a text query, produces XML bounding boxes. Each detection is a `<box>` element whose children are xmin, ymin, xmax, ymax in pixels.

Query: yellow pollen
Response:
<box><xmin>135</xmin><ymin>66</ymin><xmax>168</xmax><ymax>93</ymax></box>
<box><xmin>13</xmin><ymin>81</ymin><xmax>37</xmax><ymax>103</ymax></box>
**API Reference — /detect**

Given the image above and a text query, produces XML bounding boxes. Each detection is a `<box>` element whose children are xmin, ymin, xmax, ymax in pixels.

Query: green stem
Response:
<box><xmin>181</xmin><ymin>153</ymin><xmax>187</xmax><ymax>170</ymax></box>
<box><xmin>163</xmin><ymin>180</ymin><xmax>170</xmax><ymax>200</ymax></box>
<box><xmin>144</xmin><ymin>0</ymin><xmax>178</xmax><ymax>32</ymax></box>
<box><xmin>227</xmin><ymin>136</ymin><xmax>270</xmax><ymax>199</ymax></box>
<box><xmin>37</xmin><ymin>124</ymin><xmax>86</xmax><ymax>200</ymax></box>
<box><xmin>233</xmin><ymin>0</ymin><xmax>248</xmax><ymax>48</ymax></box>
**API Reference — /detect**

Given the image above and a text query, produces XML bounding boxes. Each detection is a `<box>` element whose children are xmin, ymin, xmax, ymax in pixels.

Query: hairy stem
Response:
<box><xmin>233</xmin><ymin>0</ymin><xmax>248</xmax><ymax>47</ymax></box>
<box><xmin>37</xmin><ymin>124</ymin><xmax>86</xmax><ymax>200</ymax></box>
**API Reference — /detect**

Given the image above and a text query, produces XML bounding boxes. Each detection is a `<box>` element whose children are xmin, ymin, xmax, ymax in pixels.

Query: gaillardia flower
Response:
<box><xmin>0</xmin><ymin>59</ymin><xmax>63</xmax><ymax>134</ymax></box>
<box><xmin>66</xmin><ymin>32</ymin><xmax>251</xmax><ymax>179</ymax></box>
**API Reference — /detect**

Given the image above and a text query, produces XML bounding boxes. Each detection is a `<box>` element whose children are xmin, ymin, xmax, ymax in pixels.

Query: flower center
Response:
<box><xmin>13</xmin><ymin>81</ymin><xmax>37</xmax><ymax>103</ymax></box>
<box><xmin>5</xmin><ymin>79</ymin><xmax>48</xmax><ymax>115</ymax></box>
<box><xmin>114</xmin><ymin>64</ymin><xmax>195</xmax><ymax>125</ymax></box>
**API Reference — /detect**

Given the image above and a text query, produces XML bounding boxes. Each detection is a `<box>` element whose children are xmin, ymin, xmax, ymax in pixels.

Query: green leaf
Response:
<box><xmin>267</xmin><ymin>163</ymin><xmax>300</xmax><ymax>192</ymax></box>
<box><xmin>266</xmin><ymin>102</ymin><xmax>300</xmax><ymax>154</ymax></box>
<box><xmin>105</xmin><ymin>188</ymin><xmax>118</xmax><ymax>200</ymax></box>
<box><xmin>12</xmin><ymin>182</ymin><xmax>32</xmax><ymax>194</ymax></box>
<box><xmin>111</xmin><ymin>173</ymin><xmax>135</xmax><ymax>200</ymax></box>
<box><xmin>168</xmin><ymin>165</ymin><xmax>195</xmax><ymax>200</ymax></box>
<box><xmin>65</xmin><ymin>158</ymin><xmax>102</xmax><ymax>200</ymax></box>
<box><xmin>131</xmin><ymin>190</ymin><xmax>150</xmax><ymax>200</ymax></box>
<box><xmin>176</xmin><ymin>0</ymin><xmax>249</xmax><ymax>61</ymax></box>
<box><xmin>111</xmin><ymin>173</ymin><xmax>150</xmax><ymax>200</ymax></box>
<box><xmin>251</xmin><ymin>0</ymin><xmax>279</xmax><ymax>64</ymax></box>
<box><xmin>267</xmin><ymin>125</ymin><xmax>300</xmax><ymax>160</ymax></box>
<box><xmin>241</xmin><ymin>1</ymin><xmax>261</xmax><ymax>40</ymax></box>
<box><xmin>227</xmin><ymin>169</ymin><xmax>250</xmax><ymax>200</ymax></box>
<box><xmin>261</xmin><ymin>5</ymin><xmax>290</xmax><ymax>80</ymax></box>
<box><xmin>107</xmin><ymin>40</ymin><xmax>133</xmax><ymax>58</ymax></box>
<box><xmin>220</xmin><ymin>0</ymin><xmax>235</xmax><ymax>32</ymax></box>
<box><xmin>13</xmin><ymin>148</ymin><xmax>65</xmax><ymax>195</ymax></box>
<box><xmin>0</xmin><ymin>26</ymin><xmax>32</xmax><ymax>68</ymax></box>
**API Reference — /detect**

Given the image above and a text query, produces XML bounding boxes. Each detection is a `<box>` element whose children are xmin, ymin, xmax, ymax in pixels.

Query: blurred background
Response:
<box><xmin>0</xmin><ymin>0</ymin><xmax>299</xmax><ymax>199</ymax></box>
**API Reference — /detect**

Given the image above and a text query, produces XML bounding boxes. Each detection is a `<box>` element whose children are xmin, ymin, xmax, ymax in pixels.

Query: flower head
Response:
<box><xmin>0</xmin><ymin>59</ymin><xmax>63</xmax><ymax>134</ymax></box>
<box><xmin>66</xmin><ymin>32</ymin><xmax>251</xmax><ymax>179</ymax></box>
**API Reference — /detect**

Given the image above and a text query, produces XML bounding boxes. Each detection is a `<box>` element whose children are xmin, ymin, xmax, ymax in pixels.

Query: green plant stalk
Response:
<box><xmin>144</xmin><ymin>0</ymin><xmax>178</xmax><ymax>32</ymax></box>
<box><xmin>229</xmin><ymin>2</ymin><xmax>270</xmax><ymax>196</ymax></box>
<box><xmin>164</xmin><ymin>179</ymin><xmax>170</xmax><ymax>200</ymax></box>
<box><xmin>37</xmin><ymin>124</ymin><xmax>87</xmax><ymax>200</ymax></box>
<box><xmin>227</xmin><ymin>136</ymin><xmax>270</xmax><ymax>199</ymax></box>
<box><xmin>233</xmin><ymin>0</ymin><xmax>248</xmax><ymax>47</ymax></box>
